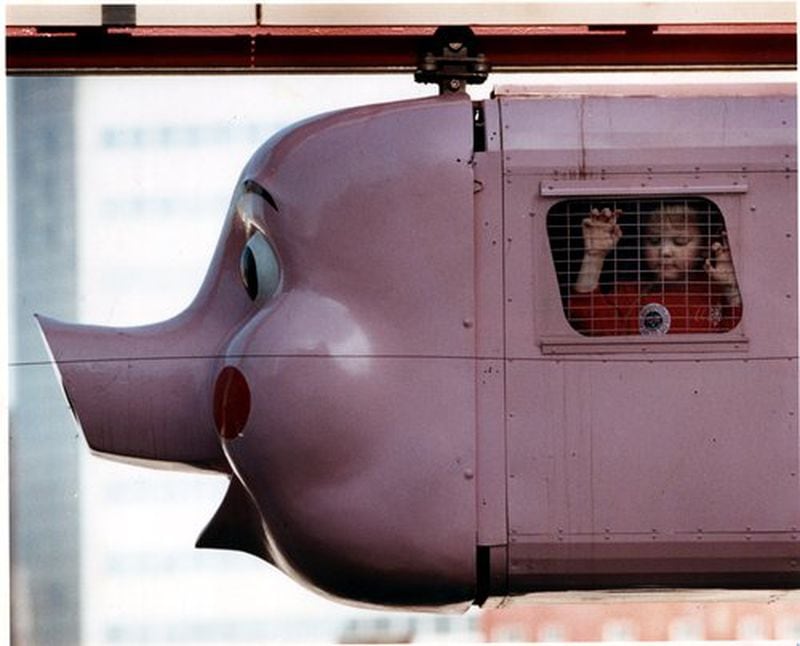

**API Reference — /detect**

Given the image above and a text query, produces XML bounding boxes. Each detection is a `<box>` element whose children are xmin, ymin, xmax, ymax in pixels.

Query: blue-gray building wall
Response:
<box><xmin>9</xmin><ymin>77</ymin><xmax>81</xmax><ymax>646</ymax></box>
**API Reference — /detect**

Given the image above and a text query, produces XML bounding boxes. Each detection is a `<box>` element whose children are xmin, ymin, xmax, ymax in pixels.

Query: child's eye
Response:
<box><xmin>673</xmin><ymin>237</ymin><xmax>690</xmax><ymax>246</ymax></box>
<box><xmin>647</xmin><ymin>237</ymin><xmax>661</xmax><ymax>246</ymax></box>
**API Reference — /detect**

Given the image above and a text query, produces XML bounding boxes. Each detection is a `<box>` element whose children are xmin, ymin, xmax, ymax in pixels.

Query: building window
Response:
<box><xmin>601</xmin><ymin>619</ymin><xmax>638</xmax><ymax>641</ymax></box>
<box><xmin>492</xmin><ymin>622</ymin><xmax>529</xmax><ymax>642</ymax></box>
<box><xmin>538</xmin><ymin>622</ymin><xmax>568</xmax><ymax>642</ymax></box>
<box><xmin>668</xmin><ymin>616</ymin><xmax>705</xmax><ymax>641</ymax></box>
<box><xmin>736</xmin><ymin>615</ymin><xmax>768</xmax><ymax>640</ymax></box>
<box><xmin>434</xmin><ymin>616</ymin><xmax>450</xmax><ymax>634</ymax></box>
<box><xmin>546</xmin><ymin>197</ymin><xmax>742</xmax><ymax>337</ymax></box>
<box><xmin>776</xmin><ymin>615</ymin><xmax>800</xmax><ymax>639</ymax></box>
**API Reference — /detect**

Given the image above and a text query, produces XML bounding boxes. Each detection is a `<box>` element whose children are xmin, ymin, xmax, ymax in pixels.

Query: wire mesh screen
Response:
<box><xmin>546</xmin><ymin>198</ymin><xmax>742</xmax><ymax>337</ymax></box>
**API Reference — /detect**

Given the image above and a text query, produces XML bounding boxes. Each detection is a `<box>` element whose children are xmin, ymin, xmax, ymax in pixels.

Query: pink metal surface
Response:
<box><xmin>217</xmin><ymin>95</ymin><xmax>478</xmax><ymax>607</ymax></box>
<box><xmin>40</xmin><ymin>94</ymin><xmax>479</xmax><ymax>609</ymax></box>
<box><xmin>39</xmin><ymin>84</ymin><xmax>798</xmax><ymax>609</ymax></box>
<box><xmin>499</xmin><ymin>87</ymin><xmax>798</xmax><ymax>595</ymax></box>
<box><xmin>37</xmin><ymin>313</ymin><xmax>230</xmax><ymax>471</ymax></box>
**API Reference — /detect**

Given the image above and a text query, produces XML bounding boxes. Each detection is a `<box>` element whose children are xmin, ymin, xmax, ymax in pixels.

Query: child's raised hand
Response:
<box><xmin>704</xmin><ymin>234</ymin><xmax>738</xmax><ymax>289</ymax></box>
<box><xmin>582</xmin><ymin>208</ymin><xmax>623</xmax><ymax>257</ymax></box>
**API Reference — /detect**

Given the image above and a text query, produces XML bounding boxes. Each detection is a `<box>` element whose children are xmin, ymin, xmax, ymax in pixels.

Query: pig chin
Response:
<box><xmin>36</xmin><ymin>314</ymin><xmax>228</xmax><ymax>473</ymax></box>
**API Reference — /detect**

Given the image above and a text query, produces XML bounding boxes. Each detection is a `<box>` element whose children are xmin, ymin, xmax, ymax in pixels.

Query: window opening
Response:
<box><xmin>546</xmin><ymin>197</ymin><xmax>742</xmax><ymax>337</ymax></box>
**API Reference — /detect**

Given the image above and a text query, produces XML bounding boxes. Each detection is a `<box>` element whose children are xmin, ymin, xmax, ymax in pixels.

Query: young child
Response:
<box><xmin>567</xmin><ymin>204</ymin><xmax>742</xmax><ymax>336</ymax></box>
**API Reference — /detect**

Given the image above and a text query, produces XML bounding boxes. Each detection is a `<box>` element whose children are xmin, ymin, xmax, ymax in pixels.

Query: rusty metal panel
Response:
<box><xmin>6</xmin><ymin>24</ymin><xmax>796</xmax><ymax>73</ymax></box>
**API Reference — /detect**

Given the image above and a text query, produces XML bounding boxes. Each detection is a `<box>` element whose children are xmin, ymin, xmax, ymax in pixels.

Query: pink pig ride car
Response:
<box><xmin>39</xmin><ymin>84</ymin><xmax>798</xmax><ymax>610</ymax></box>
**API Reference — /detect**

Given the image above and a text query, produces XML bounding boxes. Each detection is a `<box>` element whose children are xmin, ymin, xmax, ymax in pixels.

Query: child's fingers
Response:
<box><xmin>713</xmin><ymin>241</ymin><xmax>732</xmax><ymax>262</ymax></box>
<box><xmin>584</xmin><ymin>217</ymin><xmax>609</xmax><ymax>229</ymax></box>
<box><xmin>588</xmin><ymin>208</ymin><xmax>623</xmax><ymax>225</ymax></box>
<box><xmin>601</xmin><ymin>207</ymin><xmax>616</xmax><ymax>223</ymax></box>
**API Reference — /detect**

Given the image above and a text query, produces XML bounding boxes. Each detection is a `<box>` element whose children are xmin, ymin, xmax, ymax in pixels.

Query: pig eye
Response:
<box><xmin>240</xmin><ymin>232</ymin><xmax>280</xmax><ymax>304</ymax></box>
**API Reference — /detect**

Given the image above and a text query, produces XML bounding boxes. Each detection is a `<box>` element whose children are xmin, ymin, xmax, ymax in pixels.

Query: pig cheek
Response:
<box><xmin>224</xmin><ymin>357</ymin><xmax>372</xmax><ymax>498</ymax></box>
<box><xmin>220</xmin><ymin>358</ymin><xmax>376</xmax><ymax>566</ymax></box>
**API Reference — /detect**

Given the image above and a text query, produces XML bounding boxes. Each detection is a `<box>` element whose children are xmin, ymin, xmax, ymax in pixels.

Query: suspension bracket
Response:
<box><xmin>415</xmin><ymin>26</ymin><xmax>490</xmax><ymax>94</ymax></box>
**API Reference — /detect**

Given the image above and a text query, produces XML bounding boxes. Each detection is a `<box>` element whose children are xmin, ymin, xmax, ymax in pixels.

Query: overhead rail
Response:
<box><xmin>6</xmin><ymin>2</ymin><xmax>796</xmax><ymax>73</ymax></box>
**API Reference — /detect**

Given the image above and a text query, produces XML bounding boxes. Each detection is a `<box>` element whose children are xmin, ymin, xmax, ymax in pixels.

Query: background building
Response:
<box><xmin>9</xmin><ymin>76</ymin><xmax>82</xmax><ymax>646</ymax></box>
<box><xmin>481</xmin><ymin>600</ymin><xmax>800</xmax><ymax>642</ymax></box>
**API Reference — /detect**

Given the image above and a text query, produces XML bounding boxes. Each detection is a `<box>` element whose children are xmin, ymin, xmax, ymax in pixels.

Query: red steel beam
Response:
<box><xmin>6</xmin><ymin>24</ymin><xmax>796</xmax><ymax>73</ymax></box>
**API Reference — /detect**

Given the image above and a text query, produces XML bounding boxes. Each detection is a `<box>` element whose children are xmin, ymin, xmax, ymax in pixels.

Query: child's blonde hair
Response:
<box><xmin>645</xmin><ymin>203</ymin><xmax>702</xmax><ymax>229</ymax></box>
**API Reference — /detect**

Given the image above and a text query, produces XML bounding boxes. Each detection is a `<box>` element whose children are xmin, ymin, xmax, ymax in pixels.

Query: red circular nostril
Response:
<box><xmin>213</xmin><ymin>366</ymin><xmax>251</xmax><ymax>440</ymax></box>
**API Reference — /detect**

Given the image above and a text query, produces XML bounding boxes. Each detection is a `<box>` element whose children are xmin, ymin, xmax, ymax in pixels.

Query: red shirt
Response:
<box><xmin>567</xmin><ymin>282</ymin><xmax>742</xmax><ymax>337</ymax></box>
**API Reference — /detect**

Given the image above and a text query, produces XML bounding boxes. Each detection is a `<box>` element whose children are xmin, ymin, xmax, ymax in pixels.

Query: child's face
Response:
<box><xmin>643</xmin><ymin>218</ymin><xmax>702</xmax><ymax>282</ymax></box>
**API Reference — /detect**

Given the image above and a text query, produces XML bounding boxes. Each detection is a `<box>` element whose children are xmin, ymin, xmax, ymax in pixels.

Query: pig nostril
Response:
<box><xmin>213</xmin><ymin>366</ymin><xmax>251</xmax><ymax>440</ymax></box>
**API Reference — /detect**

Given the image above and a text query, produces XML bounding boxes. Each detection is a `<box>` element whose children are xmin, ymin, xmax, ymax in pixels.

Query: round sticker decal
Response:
<box><xmin>639</xmin><ymin>303</ymin><xmax>671</xmax><ymax>335</ymax></box>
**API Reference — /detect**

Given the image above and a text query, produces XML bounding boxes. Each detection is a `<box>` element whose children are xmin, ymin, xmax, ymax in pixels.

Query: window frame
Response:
<box><xmin>534</xmin><ymin>182</ymin><xmax>749</xmax><ymax>355</ymax></box>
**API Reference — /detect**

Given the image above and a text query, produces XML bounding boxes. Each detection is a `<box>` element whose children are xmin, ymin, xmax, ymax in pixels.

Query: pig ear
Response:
<box><xmin>196</xmin><ymin>477</ymin><xmax>274</xmax><ymax>565</ymax></box>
